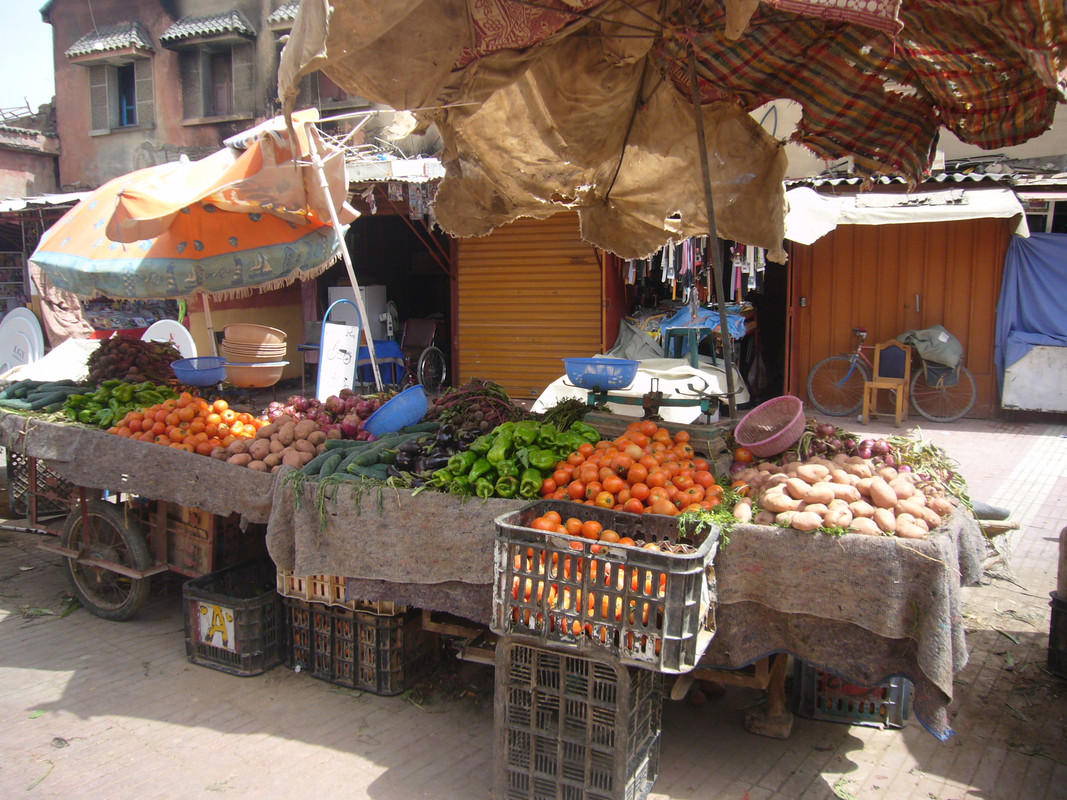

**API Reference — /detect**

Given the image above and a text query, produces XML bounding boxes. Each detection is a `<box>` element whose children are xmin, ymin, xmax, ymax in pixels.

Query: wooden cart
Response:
<box><xmin>1</xmin><ymin>413</ymin><xmax>272</xmax><ymax>621</ymax></box>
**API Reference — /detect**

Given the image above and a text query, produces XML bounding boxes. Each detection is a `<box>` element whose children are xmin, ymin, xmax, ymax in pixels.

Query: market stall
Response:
<box><xmin>263</xmin><ymin>465</ymin><xmax>983</xmax><ymax>740</ymax></box>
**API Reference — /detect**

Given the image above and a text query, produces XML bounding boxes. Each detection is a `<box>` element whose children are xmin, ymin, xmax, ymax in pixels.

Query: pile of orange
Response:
<box><xmin>106</xmin><ymin>392</ymin><xmax>264</xmax><ymax>455</ymax></box>
<box><xmin>540</xmin><ymin>419</ymin><xmax>724</xmax><ymax>516</ymax></box>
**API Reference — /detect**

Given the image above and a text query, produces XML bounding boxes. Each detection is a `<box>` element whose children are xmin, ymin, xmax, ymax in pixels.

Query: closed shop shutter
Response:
<box><xmin>455</xmin><ymin>212</ymin><xmax>603</xmax><ymax>399</ymax></box>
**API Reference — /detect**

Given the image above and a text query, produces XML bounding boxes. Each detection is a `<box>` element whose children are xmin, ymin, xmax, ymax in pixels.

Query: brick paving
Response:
<box><xmin>1</xmin><ymin>414</ymin><xmax>1065</xmax><ymax>799</ymax></box>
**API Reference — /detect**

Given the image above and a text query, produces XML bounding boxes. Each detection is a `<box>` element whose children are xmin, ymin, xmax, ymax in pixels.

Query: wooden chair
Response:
<box><xmin>862</xmin><ymin>339</ymin><xmax>912</xmax><ymax>427</ymax></box>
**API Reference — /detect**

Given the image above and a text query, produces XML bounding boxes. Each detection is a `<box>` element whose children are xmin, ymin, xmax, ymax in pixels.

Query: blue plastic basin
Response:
<box><xmin>363</xmin><ymin>384</ymin><xmax>428</xmax><ymax>438</ymax></box>
<box><xmin>172</xmin><ymin>356</ymin><xmax>226</xmax><ymax>386</ymax></box>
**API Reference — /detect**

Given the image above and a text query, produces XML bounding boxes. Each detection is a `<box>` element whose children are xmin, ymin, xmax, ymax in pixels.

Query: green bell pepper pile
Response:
<box><xmin>62</xmin><ymin>380</ymin><xmax>178</xmax><ymax>429</ymax></box>
<box><xmin>434</xmin><ymin>419</ymin><xmax>600</xmax><ymax>500</ymax></box>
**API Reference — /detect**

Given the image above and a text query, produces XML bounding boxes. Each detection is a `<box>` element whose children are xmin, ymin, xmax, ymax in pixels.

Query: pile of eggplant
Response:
<box><xmin>389</xmin><ymin>423</ymin><xmax>483</xmax><ymax>486</ymax></box>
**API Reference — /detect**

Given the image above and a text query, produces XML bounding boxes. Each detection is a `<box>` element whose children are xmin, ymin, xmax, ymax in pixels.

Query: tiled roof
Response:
<box><xmin>64</xmin><ymin>20</ymin><xmax>154</xmax><ymax>58</ymax></box>
<box><xmin>267</xmin><ymin>3</ymin><xmax>301</xmax><ymax>26</ymax></box>
<box><xmin>785</xmin><ymin>172</ymin><xmax>1013</xmax><ymax>189</ymax></box>
<box><xmin>160</xmin><ymin>10</ymin><xmax>256</xmax><ymax>44</ymax></box>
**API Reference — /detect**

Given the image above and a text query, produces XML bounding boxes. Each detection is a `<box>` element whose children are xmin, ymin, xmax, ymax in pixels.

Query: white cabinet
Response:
<box><xmin>327</xmin><ymin>285</ymin><xmax>387</xmax><ymax>339</ymax></box>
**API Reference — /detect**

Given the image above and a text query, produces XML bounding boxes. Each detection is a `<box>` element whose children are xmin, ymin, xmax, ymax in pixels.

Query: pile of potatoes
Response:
<box><xmin>732</xmin><ymin>453</ymin><xmax>957</xmax><ymax>539</ymax></box>
<box><xmin>210</xmin><ymin>414</ymin><xmax>335</xmax><ymax>473</ymax></box>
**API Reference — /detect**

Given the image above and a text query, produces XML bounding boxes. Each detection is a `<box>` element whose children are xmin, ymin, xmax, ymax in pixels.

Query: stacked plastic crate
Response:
<box><xmin>276</xmin><ymin>571</ymin><xmax>438</xmax><ymax>696</ymax></box>
<box><xmin>491</xmin><ymin>500</ymin><xmax>721</xmax><ymax>800</ymax></box>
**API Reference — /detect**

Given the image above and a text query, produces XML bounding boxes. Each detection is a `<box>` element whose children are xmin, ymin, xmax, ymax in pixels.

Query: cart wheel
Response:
<box><xmin>417</xmin><ymin>346</ymin><xmax>448</xmax><ymax>394</ymax></box>
<box><xmin>60</xmin><ymin>500</ymin><xmax>151</xmax><ymax>621</ymax></box>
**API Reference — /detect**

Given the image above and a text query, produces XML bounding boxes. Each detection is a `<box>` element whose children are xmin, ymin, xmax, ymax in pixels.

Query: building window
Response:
<box><xmin>161</xmin><ymin>10</ymin><xmax>256</xmax><ymax>122</ymax></box>
<box><xmin>88</xmin><ymin>59</ymin><xmax>153</xmax><ymax>133</ymax></box>
<box><xmin>177</xmin><ymin>43</ymin><xmax>254</xmax><ymax>121</ymax></box>
<box><xmin>117</xmin><ymin>63</ymin><xmax>137</xmax><ymax>126</ymax></box>
<box><xmin>65</xmin><ymin>20</ymin><xmax>155</xmax><ymax>134</ymax></box>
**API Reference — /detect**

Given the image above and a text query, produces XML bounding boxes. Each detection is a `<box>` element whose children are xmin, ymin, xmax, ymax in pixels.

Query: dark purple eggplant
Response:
<box><xmin>435</xmin><ymin>424</ymin><xmax>457</xmax><ymax>448</ymax></box>
<box><xmin>424</xmin><ymin>451</ymin><xmax>452</xmax><ymax>471</ymax></box>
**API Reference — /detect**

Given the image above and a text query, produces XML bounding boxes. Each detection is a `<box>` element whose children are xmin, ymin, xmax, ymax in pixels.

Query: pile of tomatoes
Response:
<box><xmin>539</xmin><ymin>419</ymin><xmax>724</xmax><ymax>516</ymax></box>
<box><xmin>106</xmin><ymin>392</ymin><xmax>265</xmax><ymax>455</ymax></box>
<box><xmin>526</xmin><ymin>507</ymin><xmax>672</xmax><ymax>553</ymax></box>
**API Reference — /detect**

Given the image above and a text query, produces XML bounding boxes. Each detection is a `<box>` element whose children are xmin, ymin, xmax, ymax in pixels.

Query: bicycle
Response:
<box><xmin>398</xmin><ymin>317</ymin><xmax>448</xmax><ymax>394</ymax></box>
<box><xmin>806</xmin><ymin>327</ymin><xmax>977</xmax><ymax>423</ymax></box>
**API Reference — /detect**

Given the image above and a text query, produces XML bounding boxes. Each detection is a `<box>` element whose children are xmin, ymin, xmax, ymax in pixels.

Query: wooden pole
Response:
<box><xmin>687</xmin><ymin>44</ymin><xmax>738</xmax><ymax>419</ymax></box>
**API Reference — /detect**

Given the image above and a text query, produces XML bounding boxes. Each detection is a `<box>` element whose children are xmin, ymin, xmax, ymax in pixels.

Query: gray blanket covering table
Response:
<box><xmin>264</xmin><ymin>465</ymin><xmax>983</xmax><ymax>739</ymax></box>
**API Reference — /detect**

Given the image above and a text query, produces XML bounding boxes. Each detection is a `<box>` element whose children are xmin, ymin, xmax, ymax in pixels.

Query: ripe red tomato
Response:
<box><xmin>733</xmin><ymin>446</ymin><xmax>755</xmax><ymax>464</ymax></box>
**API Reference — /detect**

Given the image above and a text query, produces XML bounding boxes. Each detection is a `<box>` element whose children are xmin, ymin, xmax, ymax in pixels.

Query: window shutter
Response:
<box><xmin>179</xmin><ymin>50</ymin><xmax>205</xmax><ymax>118</ymax></box>
<box><xmin>135</xmin><ymin>57</ymin><xmax>154</xmax><ymax>128</ymax></box>
<box><xmin>231</xmin><ymin>42</ymin><xmax>255</xmax><ymax>114</ymax></box>
<box><xmin>89</xmin><ymin>64</ymin><xmax>110</xmax><ymax>132</ymax></box>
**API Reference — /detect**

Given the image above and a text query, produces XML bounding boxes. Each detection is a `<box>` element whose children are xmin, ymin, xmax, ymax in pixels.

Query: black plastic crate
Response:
<box><xmin>493</xmin><ymin>500</ymin><xmax>720</xmax><ymax>673</ymax></box>
<box><xmin>791</xmin><ymin>659</ymin><xmax>912</xmax><ymax>729</ymax></box>
<box><xmin>183</xmin><ymin>559</ymin><xmax>284</xmax><ymax>677</ymax></box>
<box><xmin>495</xmin><ymin>636</ymin><xmax>662</xmax><ymax>800</ymax></box>
<box><xmin>5</xmin><ymin>450</ymin><xmax>77</xmax><ymax>519</ymax></box>
<box><xmin>284</xmin><ymin>598</ymin><xmax>438</xmax><ymax>696</ymax></box>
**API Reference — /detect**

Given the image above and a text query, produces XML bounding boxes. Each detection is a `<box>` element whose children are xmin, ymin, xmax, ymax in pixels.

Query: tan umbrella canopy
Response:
<box><xmin>279</xmin><ymin>0</ymin><xmax>1065</xmax><ymax>261</ymax></box>
<box><xmin>278</xmin><ymin>0</ymin><xmax>1066</xmax><ymax>412</ymax></box>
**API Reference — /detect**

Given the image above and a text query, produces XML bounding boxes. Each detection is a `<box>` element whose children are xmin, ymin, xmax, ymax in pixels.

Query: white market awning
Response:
<box><xmin>784</xmin><ymin>186</ymin><xmax>1030</xmax><ymax>245</ymax></box>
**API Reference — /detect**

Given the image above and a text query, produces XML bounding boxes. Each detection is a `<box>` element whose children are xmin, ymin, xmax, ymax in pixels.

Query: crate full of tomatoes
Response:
<box><xmin>492</xmin><ymin>499</ymin><xmax>720</xmax><ymax>674</ymax></box>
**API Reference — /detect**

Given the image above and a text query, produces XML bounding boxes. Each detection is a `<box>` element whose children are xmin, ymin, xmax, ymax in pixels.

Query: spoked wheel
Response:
<box><xmin>806</xmin><ymin>356</ymin><xmax>870</xmax><ymax>416</ymax></box>
<box><xmin>61</xmin><ymin>500</ymin><xmax>151</xmax><ymax>621</ymax></box>
<box><xmin>417</xmin><ymin>346</ymin><xmax>448</xmax><ymax>394</ymax></box>
<box><xmin>910</xmin><ymin>365</ymin><xmax>977</xmax><ymax>423</ymax></box>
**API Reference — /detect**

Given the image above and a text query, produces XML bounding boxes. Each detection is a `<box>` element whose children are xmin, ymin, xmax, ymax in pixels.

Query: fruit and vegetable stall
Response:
<box><xmin>0</xmin><ymin>348</ymin><xmax>987</xmax><ymax>795</ymax></box>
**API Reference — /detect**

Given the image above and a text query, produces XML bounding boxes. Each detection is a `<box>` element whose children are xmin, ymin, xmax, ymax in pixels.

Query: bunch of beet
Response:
<box><xmin>263</xmin><ymin>388</ymin><xmax>385</xmax><ymax>441</ymax></box>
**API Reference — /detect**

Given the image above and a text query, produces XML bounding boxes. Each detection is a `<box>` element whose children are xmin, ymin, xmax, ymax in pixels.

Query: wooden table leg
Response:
<box><xmin>743</xmin><ymin>652</ymin><xmax>793</xmax><ymax>738</ymax></box>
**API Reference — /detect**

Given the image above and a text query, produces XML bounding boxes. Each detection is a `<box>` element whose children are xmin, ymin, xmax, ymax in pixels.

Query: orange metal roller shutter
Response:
<box><xmin>455</xmin><ymin>212</ymin><xmax>603</xmax><ymax>399</ymax></box>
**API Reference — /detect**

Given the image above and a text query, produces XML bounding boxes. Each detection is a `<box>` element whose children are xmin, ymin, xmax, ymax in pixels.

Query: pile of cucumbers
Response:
<box><xmin>0</xmin><ymin>379</ymin><xmax>85</xmax><ymax>412</ymax></box>
<box><xmin>299</xmin><ymin>422</ymin><xmax>441</xmax><ymax>482</ymax></box>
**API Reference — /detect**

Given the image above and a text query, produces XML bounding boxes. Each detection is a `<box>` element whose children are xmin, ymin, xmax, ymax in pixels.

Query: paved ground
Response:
<box><xmin>0</xmin><ymin>412</ymin><xmax>1065</xmax><ymax>800</ymax></box>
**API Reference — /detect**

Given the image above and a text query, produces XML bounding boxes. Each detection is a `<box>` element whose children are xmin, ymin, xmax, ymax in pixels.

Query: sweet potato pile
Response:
<box><xmin>212</xmin><ymin>414</ymin><xmax>331</xmax><ymax>473</ymax></box>
<box><xmin>733</xmin><ymin>453</ymin><xmax>957</xmax><ymax>539</ymax></box>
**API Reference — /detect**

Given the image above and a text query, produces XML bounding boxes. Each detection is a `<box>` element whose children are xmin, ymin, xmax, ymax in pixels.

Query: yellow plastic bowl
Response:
<box><xmin>223</xmin><ymin>361</ymin><xmax>288</xmax><ymax>388</ymax></box>
<box><xmin>222</xmin><ymin>323</ymin><xmax>287</xmax><ymax>346</ymax></box>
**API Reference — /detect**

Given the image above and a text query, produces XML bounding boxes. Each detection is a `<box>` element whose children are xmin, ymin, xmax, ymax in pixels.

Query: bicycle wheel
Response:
<box><xmin>806</xmin><ymin>355</ymin><xmax>870</xmax><ymax>416</ymax></box>
<box><xmin>910</xmin><ymin>364</ymin><xmax>976</xmax><ymax>423</ymax></box>
<box><xmin>61</xmin><ymin>499</ymin><xmax>151</xmax><ymax>621</ymax></box>
<box><xmin>417</xmin><ymin>346</ymin><xmax>448</xmax><ymax>394</ymax></box>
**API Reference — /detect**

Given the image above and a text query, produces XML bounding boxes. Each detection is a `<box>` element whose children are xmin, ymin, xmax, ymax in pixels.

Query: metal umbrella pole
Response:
<box><xmin>687</xmin><ymin>43</ymin><xmax>738</xmax><ymax>420</ymax></box>
<box><xmin>304</xmin><ymin>125</ymin><xmax>384</xmax><ymax>392</ymax></box>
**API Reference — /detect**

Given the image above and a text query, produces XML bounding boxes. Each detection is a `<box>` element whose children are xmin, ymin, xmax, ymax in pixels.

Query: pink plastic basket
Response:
<box><xmin>733</xmin><ymin>395</ymin><xmax>806</xmax><ymax>457</ymax></box>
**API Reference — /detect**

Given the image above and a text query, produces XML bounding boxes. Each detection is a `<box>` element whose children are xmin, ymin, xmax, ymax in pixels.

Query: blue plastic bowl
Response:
<box><xmin>364</xmin><ymin>384</ymin><xmax>429</xmax><ymax>438</ymax></box>
<box><xmin>563</xmin><ymin>357</ymin><xmax>640</xmax><ymax>390</ymax></box>
<box><xmin>172</xmin><ymin>356</ymin><xmax>226</xmax><ymax>386</ymax></box>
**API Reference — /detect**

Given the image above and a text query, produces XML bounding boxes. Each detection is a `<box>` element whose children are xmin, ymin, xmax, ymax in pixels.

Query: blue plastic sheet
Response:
<box><xmin>662</xmin><ymin>306</ymin><xmax>747</xmax><ymax>341</ymax></box>
<box><xmin>994</xmin><ymin>233</ymin><xmax>1067</xmax><ymax>385</ymax></box>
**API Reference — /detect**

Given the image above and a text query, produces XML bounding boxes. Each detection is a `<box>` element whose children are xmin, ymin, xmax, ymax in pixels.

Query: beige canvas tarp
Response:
<box><xmin>278</xmin><ymin>0</ymin><xmax>789</xmax><ymax>262</ymax></box>
<box><xmin>277</xmin><ymin>0</ymin><xmax>1066</xmax><ymax>264</ymax></box>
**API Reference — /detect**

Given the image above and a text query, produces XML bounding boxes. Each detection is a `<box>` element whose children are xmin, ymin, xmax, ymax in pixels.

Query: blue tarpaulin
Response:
<box><xmin>994</xmin><ymin>233</ymin><xmax>1067</xmax><ymax>386</ymax></box>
